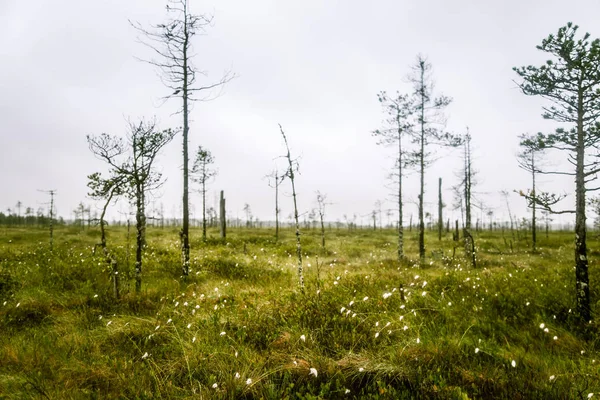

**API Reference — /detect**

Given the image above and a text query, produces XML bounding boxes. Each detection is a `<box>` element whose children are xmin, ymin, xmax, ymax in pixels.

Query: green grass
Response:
<box><xmin>0</xmin><ymin>225</ymin><xmax>598</xmax><ymax>399</ymax></box>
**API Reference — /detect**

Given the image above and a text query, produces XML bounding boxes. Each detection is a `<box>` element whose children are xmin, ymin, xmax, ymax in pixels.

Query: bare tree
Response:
<box><xmin>243</xmin><ymin>203</ymin><xmax>252</xmax><ymax>228</ymax></box>
<box><xmin>315</xmin><ymin>191</ymin><xmax>330</xmax><ymax>249</ymax></box>
<box><xmin>191</xmin><ymin>145</ymin><xmax>217</xmax><ymax>241</ymax></box>
<box><xmin>500</xmin><ymin>190</ymin><xmax>516</xmax><ymax>241</ymax></box>
<box><xmin>219</xmin><ymin>190</ymin><xmax>226</xmax><ymax>239</ymax></box>
<box><xmin>407</xmin><ymin>55</ymin><xmax>459</xmax><ymax>264</ymax></box>
<box><xmin>517</xmin><ymin>133</ymin><xmax>546</xmax><ymax>252</ymax></box>
<box><xmin>15</xmin><ymin>201</ymin><xmax>22</xmax><ymax>222</ymax></box>
<box><xmin>38</xmin><ymin>190</ymin><xmax>56</xmax><ymax>251</ymax></box>
<box><xmin>373</xmin><ymin>91</ymin><xmax>415</xmax><ymax>261</ymax></box>
<box><xmin>514</xmin><ymin>22</ymin><xmax>600</xmax><ymax>321</ymax></box>
<box><xmin>455</xmin><ymin>130</ymin><xmax>476</xmax><ymax>267</ymax></box>
<box><xmin>265</xmin><ymin>169</ymin><xmax>286</xmax><ymax>242</ymax></box>
<box><xmin>438</xmin><ymin>177</ymin><xmax>443</xmax><ymax>241</ymax></box>
<box><xmin>87</xmin><ymin>119</ymin><xmax>176</xmax><ymax>292</ymax></box>
<box><xmin>131</xmin><ymin>0</ymin><xmax>234</xmax><ymax>277</ymax></box>
<box><xmin>279</xmin><ymin>124</ymin><xmax>303</xmax><ymax>290</ymax></box>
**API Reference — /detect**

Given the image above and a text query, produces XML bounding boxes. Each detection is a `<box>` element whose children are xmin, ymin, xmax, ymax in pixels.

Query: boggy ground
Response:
<box><xmin>0</xmin><ymin>225</ymin><xmax>598</xmax><ymax>399</ymax></box>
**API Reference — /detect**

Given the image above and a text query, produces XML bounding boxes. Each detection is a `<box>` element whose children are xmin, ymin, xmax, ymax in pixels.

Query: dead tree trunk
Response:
<box><xmin>219</xmin><ymin>190</ymin><xmax>226</xmax><ymax>240</ymax></box>
<box><xmin>135</xmin><ymin>183</ymin><xmax>144</xmax><ymax>292</ymax></box>
<box><xmin>462</xmin><ymin>132</ymin><xmax>476</xmax><ymax>268</ymax></box>
<box><xmin>280</xmin><ymin>124</ymin><xmax>303</xmax><ymax>291</ymax></box>
<box><xmin>438</xmin><ymin>177</ymin><xmax>443</xmax><ymax>241</ymax></box>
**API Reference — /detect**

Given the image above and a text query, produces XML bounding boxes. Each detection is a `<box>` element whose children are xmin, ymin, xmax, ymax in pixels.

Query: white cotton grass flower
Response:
<box><xmin>246</xmin><ymin>378</ymin><xmax>252</xmax><ymax>385</ymax></box>
<box><xmin>539</xmin><ymin>323</ymin><xmax>545</xmax><ymax>329</ymax></box>
<box><xmin>141</xmin><ymin>352</ymin><xmax>149</xmax><ymax>359</ymax></box>
<box><xmin>549</xmin><ymin>375</ymin><xmax>555</xmax><ymax>381</ymax></box>
<box><xmin>511</xmin><ymin>360</ymin><xmax>516</xmax><ymax>368</ymax></box>
<box><xmin>155</xmin><ymin>325</ymin><xmax>160</xmax><ymax>330</ymax></box>
<box><xmin>212</xmin><ymin>383</ymin><xmax>218</xmax><ymax>389</ymax></box>
<box><xmin>416</xmin><ymin>338</ymin><xmax>420</xmax><ymax>344</ymax></box>
<box><xmin>363</xmin><ymin>296</ymin><xmax>369</xmax><ymax>301</ymax></box>
<box><xmin>345</xmin><ymin>389</ymin><xmax>351</xmax><ymax>394</ymax></box>
<box><xmin>300</xmin><ymin>334</ymin><xmax>306</xmax><ymax>342</ymax></box>
<box><xmin>553</xmin><ymin>336</ymin><xmax>558</xmax><ymax>340</ymax></box>
<box><xmin>220</xmin><ymin>331</ymin><xmax>226</xmax><ymax>336</ymax></box>
<box><xmin>375</xmin><ymin>332</ymin><xmax>380</xmax><ymax>338</ymax></box>
<box><xmin>309</xmin><ymin>368</ymin><xmax>318</xmax><ymax>378</ymax></box>
<box><xmin>588</xmin><ymin>394</ymin><xmax>594</xmax><ymax>399</ymax></box>
<box><xmin>348</xmin><ymin>300</ymin><xmax>354</xmax><ymax>306</ymax></box>
<box><xmin>106</xmin><ymin>321</ymin><xmax>112</xmax><ymax>326</ymax></box>
<box><xmin>358</xmin><ymin>367</ymin><xmax>364</xmax><ymax>372</ymax></box>
<box><xmin>382</xmin><ymin>292</ymin><xmax>392</xmax><ymax>299</ymax></box>
<box><xmin>187</xmin><ymin>323</ymin><xmax>192</xmax><ymax>329</ymax></box>
<box><xmin>167</xmin><ymin>318</ymin><xmax>172</xmax><ymax>324</ymax></box>
<box><xmin>475</xmin><ymin>348</ymin><xmax>480</xmax><ymax>354</ymax></box>
<box><xmin>234</xmin><ymin>372</ymin><xmax>240</xmax><ymax>379</ymax></box>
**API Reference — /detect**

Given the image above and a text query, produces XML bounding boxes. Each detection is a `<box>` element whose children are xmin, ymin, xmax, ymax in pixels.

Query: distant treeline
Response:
<box><xmin>0</xmin><ymin>211</ymin><xmax>65</xmax><ymax>227</ymax></box>
<box><xmin>0</xmin><ymin>210</ymin><xmax>577</xmax><ymax>232</ymax></box>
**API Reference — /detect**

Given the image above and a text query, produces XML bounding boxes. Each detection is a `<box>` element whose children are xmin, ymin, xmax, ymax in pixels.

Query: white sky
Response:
<box><xmin>2</xmin><ymin>0</ymin><xmax>599</xmax><ymax>227</ymax></box>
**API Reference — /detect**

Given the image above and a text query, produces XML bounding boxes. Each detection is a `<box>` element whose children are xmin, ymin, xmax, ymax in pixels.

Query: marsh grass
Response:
<box><xmin>0</xmin><ymin>226</ymin><xmax>598</xmax><ymax>398</ymax></box>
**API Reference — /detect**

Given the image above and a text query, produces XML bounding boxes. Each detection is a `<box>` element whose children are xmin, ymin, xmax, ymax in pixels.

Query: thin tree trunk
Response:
<box><xmin>100</xmin><ymin>189</ymin><xmax>119</xmax><ymax>299</ymax></box>
<box><xmin>454</xmin><ymin>220</ymin><xmax>459</xmax><ymax>241</ymax></box>
<box><xmin>202</xmin><ymin>180</ymin><xmax>207</xmax><ymax>241</ymax></box>
<box><xmin>275</xmin><ymin>175</ymin><xmax>279</xmax><ymax>242</ymax></box>
<box><xmin>463</xmin><ymin>134</ymin><xmax>476</xmax><ymax>267</ymax></box>
<box><xmin>398</xmin><ymin>122</ymin><xmax>404</xmax><ymax>261</ymax></box>
<box><xmin>320</xmin><ymin>213</ymin><xmax>325</xmax><ymax>249</ymax></box>
<box><xmin>418</xmin><ymin>64</ymin><xmax>426</xmax><ymax>264</ymax></box>
<box><xmin>438</xmin><ymin>177</ymin><xmax>442</xmax><ymax>241</ymax></box>
<box><xmin>280</xmin><ymin>125</ymin><xmax>303</xmax><ymax>290</ymax></box>
<box><xmin>49</xmin><ymin>192</ymin><xmax>54</xmax><ymax>252</ymax></box>
<box><xmin>181</xmin><ymin>11</ymin><xmax>191</xmax><ymax>277</ymax></box>
<box><xmin>575</xmin><ymin>88</ymin><xmax>590</xmax><ymax>321</ymax></box>
<box><xmin>219</xmin><ymin>190</ymin><xmax>226</xmax><ymax>239</ymax></box>
<box><xmin>135</xmin><ymin>184</ymin><xmax>144</xmax><ymax>292</ymax></box>
<box><xmin>531</xmin><ymin>151</ymin><xmax>537</xmax><ymax>252</ymax></box>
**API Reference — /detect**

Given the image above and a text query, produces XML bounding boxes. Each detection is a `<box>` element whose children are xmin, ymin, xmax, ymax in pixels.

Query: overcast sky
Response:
<box><xmin>2</xmin><ymin>0</ymin><xmax>599</xmax><ymax>227</ymax></box>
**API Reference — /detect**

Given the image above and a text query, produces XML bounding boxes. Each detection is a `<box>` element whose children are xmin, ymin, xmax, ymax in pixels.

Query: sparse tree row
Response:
<box><xmin>366</xmin><ymin>23</ymin><xmax>600</xmax><ymax>321</ymax></box>
<box><xmin>4</xmin><ymin>17</ymin><xmax>597</xmax><ymax>324</ymax></box>
<box><xmin>514</xmin><ymin>22</ymin><xmax>600</xmax><ymax>322</ymax></box>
